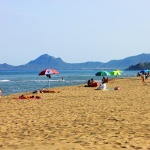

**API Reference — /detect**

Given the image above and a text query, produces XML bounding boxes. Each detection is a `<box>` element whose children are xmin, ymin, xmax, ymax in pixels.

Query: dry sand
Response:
<box><xmin>0</xmin><ymin>77</ymin><xmax>150</xmax><ymax>150</ymax></box>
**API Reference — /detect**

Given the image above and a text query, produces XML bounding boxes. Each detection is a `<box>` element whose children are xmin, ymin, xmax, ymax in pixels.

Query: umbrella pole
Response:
<box><xmin>49</xmin><ymin>79</ymin><xmax>50</xmax><ymax>88</ymax></box>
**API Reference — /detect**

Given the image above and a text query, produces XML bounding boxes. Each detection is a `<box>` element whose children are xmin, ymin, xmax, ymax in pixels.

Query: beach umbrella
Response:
<box><xmin>95</xmin><ymin>71</ymin><xmax>110</xmax><ymax>76</ymax></box>
<box><xmin>110</xmin><ymin>70</ymin><xmax>121</xmax><ymax>76</ymax></box>
<box><xmin>140</xmin><ymin>70</ymin><xmax>148</xmax><ymax>74</ymax></box>
<box><xmin>39</xmin><ymin>68</ymin><xmax>59</xmax><ymax>88</ymax></box>
<box><xmin>39</xmin><ymin>68</ymin><xmax>59</xmax><ymax>76</ymax></box>
<box><xmin>116</xmin><ymin>69</ymin><xmax>121</xmax><ymax>73</ymax></box>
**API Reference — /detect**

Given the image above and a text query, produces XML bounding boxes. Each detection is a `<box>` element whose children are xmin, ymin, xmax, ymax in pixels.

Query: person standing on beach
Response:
<box><xmin>141</xmin><ymin>73</ymin><xmax>146</xmax><ymax>85</ymax></box>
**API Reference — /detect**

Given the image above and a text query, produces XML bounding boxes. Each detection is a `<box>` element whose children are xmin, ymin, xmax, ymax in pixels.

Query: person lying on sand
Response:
<box><xmin>40</xmin><ymin>89</ymin><xmax>60</xmax><ymax>93</ymax></box>
<box><xmin>19</xmin><ymin>95</ymin><xmax>41</xmax><ymax>99</ymax></box>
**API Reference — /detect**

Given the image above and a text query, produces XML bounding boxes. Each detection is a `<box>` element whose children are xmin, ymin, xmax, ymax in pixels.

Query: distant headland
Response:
<box><xmin>0</xmin><ymin>53</ymin><xmax>150</xmax><ymax>70</ymax></box>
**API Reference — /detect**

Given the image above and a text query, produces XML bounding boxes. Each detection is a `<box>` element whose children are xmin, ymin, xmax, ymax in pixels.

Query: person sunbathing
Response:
<box><xmin>40</xmin><ymin>89</ymin><xmax>60</xmax><ymax>93</ymax></box>
<box><xmin>19</xmin><ymin>95</ymin><xmax>41</xmax><ymax>99</ymax></box>
<box><xmin>19</xmin><ymin>95</ymin><xmax>30</xmax><ymax>99</ymax></box>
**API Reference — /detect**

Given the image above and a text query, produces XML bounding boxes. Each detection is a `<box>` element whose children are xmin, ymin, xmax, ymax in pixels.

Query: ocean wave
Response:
<box><xmin>0</xmin><ymin>80</ymin><xmax>10</xmax><ymax>82</ymax></box>
<box><xmin>4</xmin><ymin>79</ymin><xmax>66</xmax><ymax>82</ymax></box>
<box><xmin>0</xmin><ymin>79</ymin><xmax>101</xmax><ymax>83</ymax></box>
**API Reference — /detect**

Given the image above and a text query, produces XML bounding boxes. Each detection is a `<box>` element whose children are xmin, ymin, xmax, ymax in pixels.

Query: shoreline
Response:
<box><xmin>1</xmin><ymin>76</ymin><xmax>137</xmax><ymax>97</ymax></box>
<box><xmin>1</xmin><ymin>77</ymin><xmax>150</xmax><ymax>149</ymax></box>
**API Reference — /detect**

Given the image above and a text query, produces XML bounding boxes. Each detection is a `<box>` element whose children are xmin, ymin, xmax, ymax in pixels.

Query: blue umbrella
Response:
<box><xmin>140</xmin><ymin>70</ymin><xmax>148</xmax><ymax>74</ymax></box>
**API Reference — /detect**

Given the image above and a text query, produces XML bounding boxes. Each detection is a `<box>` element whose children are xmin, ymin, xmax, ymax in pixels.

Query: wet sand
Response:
<box><xmin>0</xmin><ymin>77</ymin><xmax>150</xmax><ymax>150</ymax></box>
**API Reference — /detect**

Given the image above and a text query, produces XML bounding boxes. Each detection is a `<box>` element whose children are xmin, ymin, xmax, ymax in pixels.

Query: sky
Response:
<box><xmin>0</xmin><ymin>0</ymin><xmax>150</xmax><ymax>65</ymax></box>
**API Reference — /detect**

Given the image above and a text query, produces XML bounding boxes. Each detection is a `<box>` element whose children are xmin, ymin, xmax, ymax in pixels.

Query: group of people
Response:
<box><xmin>85</xmin><ymin>77</ymin><xmax>109</xmax><ymax>90</ymax></box>
<box><xmin>85</xmin><ymin>77</ymin><xmax>121</xmax><ymax>90</ymax></box>
<box><xmin>19</xmin><ymin>95</ymin><xmax>41</xmax><ymax>99</ymax></box>
<box><xmin>84</xmin><ymin>79</ymin><xmax>98</xmax><ymax>87</ymax></box>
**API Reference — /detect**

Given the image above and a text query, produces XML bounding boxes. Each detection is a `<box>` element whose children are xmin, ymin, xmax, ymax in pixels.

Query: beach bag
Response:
<box><xmin>114</xmin><ymin>86</ymin><xmax>121</xmax><ymax>90</ymax></box>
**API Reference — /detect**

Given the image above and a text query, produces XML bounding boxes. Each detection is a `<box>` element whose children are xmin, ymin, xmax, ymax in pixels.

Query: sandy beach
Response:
<box><xmin>0</xmin><ymin>77</ymin><xmax>150</xmax><ymax>150</ymax></box>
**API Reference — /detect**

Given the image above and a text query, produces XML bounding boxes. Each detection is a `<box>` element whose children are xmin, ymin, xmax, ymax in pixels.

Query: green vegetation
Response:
<box><xmin>126</xmin><ymin>62</ymin><xmax>150</xmax><ymax>70</ymax></box>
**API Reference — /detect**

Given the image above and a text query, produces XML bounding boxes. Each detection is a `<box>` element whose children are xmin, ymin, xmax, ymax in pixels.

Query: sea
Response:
<box><xmin>0</xmin><ymin>70</ymin><xmax>139</xmax><ymax>96</ymax></box>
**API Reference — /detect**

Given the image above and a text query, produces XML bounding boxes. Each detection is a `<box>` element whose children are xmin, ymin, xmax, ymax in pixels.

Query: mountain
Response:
<box><xmin>104</xmin><ymin>53</ymin><xmax>150</xmax><ymax>69</ymax></box>
<box><xmin>21</xmin><ymin>54</ymin><xmax>70</xmax><ymax>70</ymax></box>
<box><xmin>126</xmin><ymin>62</ymin><xmax>150</xmax><ymax>70</ymax></box>
<box><xmin>0</xmin><ymin>53</ymin><xmax>150</xmax><ymax>70</ymax></box>
<box><xmin>0</xmin><ymin>63</ymin><xmax>15</xmax><ymax>70</ymax></box>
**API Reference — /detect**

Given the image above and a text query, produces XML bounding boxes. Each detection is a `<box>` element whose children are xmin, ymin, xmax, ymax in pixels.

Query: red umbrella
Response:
<box><xmin>39</xmin><ymin>68</ymin><xmax>59</xmax><ymax>76</ymax></box>
<box><xmin>39</xmin><ymin>68</ymin><xmax>59</xmax><ymax>88</ymax></box>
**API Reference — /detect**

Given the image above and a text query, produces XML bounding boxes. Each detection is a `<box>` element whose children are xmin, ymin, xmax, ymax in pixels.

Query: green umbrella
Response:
<box><xmin>95</xmin><ymin>71</ymin><xmax>110</xmax><ymax>76</ymax></box>
<box><xmin>110</xmin><ymin>70</ymin><xmax>121</xmax><ymax>76</ymax></box>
